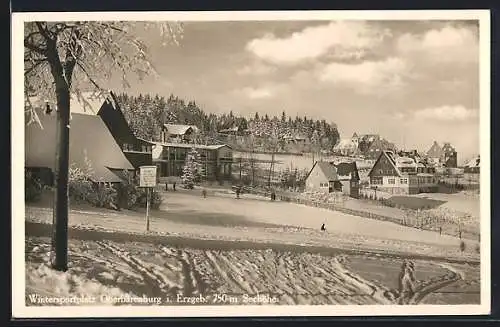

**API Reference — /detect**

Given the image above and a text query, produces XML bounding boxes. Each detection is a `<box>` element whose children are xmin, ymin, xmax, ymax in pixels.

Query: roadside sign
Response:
<box><xmin>139</xmin><ymin>165</ymin><xmax>157</xmax><ymax>188</ymax></box>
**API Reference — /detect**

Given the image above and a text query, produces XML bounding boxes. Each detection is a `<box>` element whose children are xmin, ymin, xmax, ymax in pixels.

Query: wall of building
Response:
<box><xmin>370</xmin><ymin>174</ymin><xmax>437</xmax><ymax>195</ymax></box>
<box><xmin>305</xmin><ymin>167</ymin><xmax>331</xmax><ymax>193</ymax></box>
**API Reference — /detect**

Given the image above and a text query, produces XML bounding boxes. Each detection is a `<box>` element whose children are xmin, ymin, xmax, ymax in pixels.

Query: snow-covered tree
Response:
<box><xmin>181</xmin><ymin>148</ymin><xmax>202</xmax><ymax>189</ymax></box>
<box><xmin>24</xmin><ymin>21</ymin><xmax>182</xmax><ymax>271</ymax></box>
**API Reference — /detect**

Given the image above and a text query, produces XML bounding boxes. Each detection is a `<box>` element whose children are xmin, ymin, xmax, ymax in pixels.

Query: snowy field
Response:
<box><xmin>25</xmin><ymin>236</ymin><xmax>480</xmax><ymax>306</ymax></box>
<box><xmin>26</xmin><ymin>192</ymin><xmax>480</xmax><ymax>261</ymax></box>
<box><xmin>25</xmin><ymin>192</ymin><xmax>481</xmax><ymax>306</ymax></box>
<box><xmin>411</xmin><ymin>192</ymin><xmax>480</xmax><ymax>220</ymax></box>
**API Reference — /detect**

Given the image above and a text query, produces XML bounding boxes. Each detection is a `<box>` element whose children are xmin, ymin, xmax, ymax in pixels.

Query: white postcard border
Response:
<box><xmin>12</xmin><ymin>9</ymin><xmax>491</xmax><ymax>318</ymax></box>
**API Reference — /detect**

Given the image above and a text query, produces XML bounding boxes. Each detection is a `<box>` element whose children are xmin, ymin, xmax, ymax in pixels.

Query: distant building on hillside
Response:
<box><xmin>364</xmin><ymin>136</ymin><xmax>397</xmax><ymax>160</ymax></box>
<box><xmin>161</xmin><ymin>124</ymin><xmax>200</xmax><ymax>144</ymax></box>
<box><xmin>425</xmin><ymin>141</ymin><xmax>458</xmax><ymax>168</ymax></box>
<box><xmin>442</xmin><ymin>143</ymin><xmax>458</xmax><ymax>168</ymax></box>
<box><xmin>368</xmin><ymin>151</ymin><xmax>438</xmax><ymax>195</ymax></box>
<box><xmin>332</xmin><ymin>161</ymin><xmax>360</xmax><ymax>198</ymax></box>
<box><xmin>304</xmin><ymin>161</ymin><xmax>342</xmax><ymax>194</ymax></box>
<box><xmin>464</xmin><ymin>155</ymin><xmax>480</xmax><ymax>174</ymax></box>
<box><xmin>332</xmin><ymin>138</ymin><xmax>358</xmax><ymax>156</ymax></box>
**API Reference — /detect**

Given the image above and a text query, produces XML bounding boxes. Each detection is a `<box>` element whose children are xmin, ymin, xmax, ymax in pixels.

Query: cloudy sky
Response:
<box><xmin>110</xmin><ymin>20</ymin><xmax>480</xmax><ymax>162</ymax></box>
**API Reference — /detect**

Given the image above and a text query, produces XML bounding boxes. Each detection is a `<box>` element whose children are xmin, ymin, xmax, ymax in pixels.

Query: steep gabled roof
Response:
<box><xmin>305</xmin><ymin>161</ymin><xmax>339</xmax><ymax>181</ymax></box>
<box><xmin>334</xmin><ymin>162</ymin><xmax>360</xmax><ymax>180</ymax></box>
<box><xmin>25</xmin><ymin>110</ymin><xmax>134</xmax><ymax>183</ymax></box>
<box><xmin>163</xmin><ymin>124</ymin><xmax>200</xmax><ymax>136</ymax></box>
<box><xmin>367</xmin><ymin>151</ymin><xmax>402</xmax><ymax>177</ymax></box>
<box><xmin>427</xmin><ymin>141</ymin><xmax>444</xmax><ymax>158</ymax></box>
<box><xmin>367</xmin><ymin>137</ymin><xmax>396</xmax><ymax>152</ymax></box>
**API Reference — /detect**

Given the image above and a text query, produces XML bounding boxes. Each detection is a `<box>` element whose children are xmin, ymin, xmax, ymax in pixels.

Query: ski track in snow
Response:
<box><xmin>26</xmin><ymin>237</ymin><xmax>473</xmax><ymax>305</ymax></box>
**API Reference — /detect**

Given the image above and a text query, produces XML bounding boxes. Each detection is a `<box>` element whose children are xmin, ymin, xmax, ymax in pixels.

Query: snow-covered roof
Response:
<box><xmin>27</xmin><ymin>91</ymin><xmax>115</xmax><ymax>116</ymax></box>
<box><xmin>306</xmin><ymin>161</ymin><xmax>339</xmax><ymax>181</ymax></box>
<box><xmin>464</xmin><ymin>156</ymin><xmax>480</xmax><ymax>168</ymax></box>
<box><xmin>334</xmin><ymin>138</ymin><xmax>357</xmax><ymax>150</ymax></box>
<box><xmin>154</xmin><ymin>142</ymin><xmax>231</xmax><ymax>151</ymax></box>
<box><xmin>163</xmin><ymin>124</ymin><xmax>200</xmax><ymax>135</ymax></box>
<box><xmin>396</xmin><ymin>156</ymin><xmax>417</xmax><ymax>168</ymax></box>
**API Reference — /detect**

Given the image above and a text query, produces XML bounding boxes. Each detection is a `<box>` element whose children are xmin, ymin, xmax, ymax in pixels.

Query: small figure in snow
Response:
<box><xmin>202</xmin><ymin>189</ymin><xmax>207</xmax><ymax>198</ymax></box>
<box><xmin>236</xmin><ymin>187</ymin><xmax>241</xmax><ymax>199</ymax></box>
<box><xmin>173</xmin><ymin>182</ymin><xmax>176</xmax><ymax>191</ymax></box>
<box><xmin>165</xmin><ymin>182</ymin><xmax>168</xmax><ymax>191</ymax></box>
<box><xmin>321</xmin><ymin>223</ymin><xmax>326</xmax><ymax>231</ymax></box>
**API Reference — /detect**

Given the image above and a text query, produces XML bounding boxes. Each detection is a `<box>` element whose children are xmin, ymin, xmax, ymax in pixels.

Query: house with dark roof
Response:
<box><xmin>304</xmin><ymin>161</ymin><xmax>342</xmax><ymax>194</ymax></box>
<box><xmin>161</xmin><ymin>124</ymin><xmax>200</xmax><ymax>144</ymax></box>
<box><xmin>25</xmin><ymin>109</ymin><xmax>135</xmax><ymax>185</ymax></box>
<box><xmin>96</xmin><ymin>92</ymin><xmax>154</xmax><ymax>169</ymax></box>
<box><xmin>426</xmin><ymin>141</ymin><xmax>458</xmax><ymax>168</ymax></box>
<box><xmin>333</xmin><ymin>162</ymin><xmax>360</xmax><ymax>198</ymax></box>
<box><xmin>30</xmin><ymin>91</ymin><xmax>154</xmax><ymax>170</ymax></box>
<box><xmin>442</xmin><ymin>142</ymin><xmax>458</xmax><ymax>168</ymax></box>
<box><xmin>364</xmin><ymin>137</ymin><xmax>397</xmax><ymax>160</ymax></box>
<box><xmin>152</xmin><ymin>142</ymin><xmax>233</xmax><ymax>184</ymax></box>
<box><xmin>367</xmin><ymin>151</ymin><xmax>438</xmax><ymax>195</ymax></box>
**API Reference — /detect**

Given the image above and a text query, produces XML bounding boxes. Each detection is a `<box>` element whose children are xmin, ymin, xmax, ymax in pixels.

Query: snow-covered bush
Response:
<box><xmin>90</xmin><ymin>182</ymin><xmax>118</xmax><ymax>209</ymax></box>
<box><xmin>68</xmin><ymin>164</ymin><xmax>95</xmax><ymax>204</ymax></box>
<box><xmin>68</xmin><ymin>156</ymin><xmax>118</xmax><ymax>210</ymax></box>
<box><xmin>120</xmin><ymin>170</ymin><xmax>162</xmax><ymax>210</ymax></box>
<box><xmin>136</xmin><ymin>188</ymin><xmax>163</xmax><ymax>210</ymax></box>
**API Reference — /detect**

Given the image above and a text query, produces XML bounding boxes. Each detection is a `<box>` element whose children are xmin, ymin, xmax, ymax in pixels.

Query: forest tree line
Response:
<box><xmin>115</xmin><ymin>93</ymin><xmax>340</xmax><ymax>153</ymax></box>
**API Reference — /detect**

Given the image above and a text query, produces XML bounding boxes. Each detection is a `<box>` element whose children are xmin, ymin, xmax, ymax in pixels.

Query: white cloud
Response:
<box><xmin>317</xmin><ymin>57</ymin><xmax>409</xmax><ymax>94</ymax></box>
<box><xmin>239</xmin><ymin>86</ymin><xmax>274</xmax><ymax>99</ymax></box>
<box><xmin>245</xmin><ymin>21</ymin><xmax>390</xmax><ymax>65</ymax></box>
<box><xmin>396</xmin><ymin>25</ymin><xmax>478</xmax><ymax>63</ymax></box>
<box><xmin>414</xmin><ymin>105</ymin><xmax>478</xmax><ymax>121</ymax></box>
<box><xmin>236</xmin><ymin>62</ymin><xmax>277</xmax><ymax>75</ymax></box>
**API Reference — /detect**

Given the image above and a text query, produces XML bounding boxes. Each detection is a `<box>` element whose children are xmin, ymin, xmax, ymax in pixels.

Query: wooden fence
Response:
<box><xmin>243</xmin><ymin>187</ymin><xmax>480</xmax><ymax>241</ymax></box>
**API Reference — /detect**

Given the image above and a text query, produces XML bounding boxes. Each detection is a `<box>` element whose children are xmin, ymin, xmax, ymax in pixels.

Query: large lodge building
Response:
<box><xmin>368</xmin><ymin>150</ymin><xmax>438</xmax><ymax>195</ymax></box>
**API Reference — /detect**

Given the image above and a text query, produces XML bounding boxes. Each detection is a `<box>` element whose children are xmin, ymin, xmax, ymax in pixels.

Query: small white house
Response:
<box><xmin>304</xmin><ymin>161</ymin><xmax>342</xmax><ymax>193</ymax></box>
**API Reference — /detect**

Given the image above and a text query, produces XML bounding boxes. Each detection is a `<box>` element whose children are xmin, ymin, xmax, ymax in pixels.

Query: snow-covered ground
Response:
<box><xmin>25</xmin><ymin>236</ymin><xmax>480</xmax><ymax>306</ymax></box>
<box><xmin>24</xmin><ymin>191</ymin><xmax>481</xmax><ymax>306</ymax></box>
<box><xmin>411</xmin><ymin>192</ymin><xmax>480</xmax><ymax>219</ymax></box>
<box><xmin>26</xmin><ymin>192</ymin><xmax>480</xmax><ymax>261</ymax></box>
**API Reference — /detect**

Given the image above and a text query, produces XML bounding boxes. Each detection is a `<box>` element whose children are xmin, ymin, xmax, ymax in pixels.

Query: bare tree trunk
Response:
<box><xmin>45</xmin><ymin>29</ymin><xmax>76</xmax><ymax>272</ymax></box>
<box><xmin>50</xmin><ymin>68</ymin><xmax>71</xmax><ymax>272</ymax></box>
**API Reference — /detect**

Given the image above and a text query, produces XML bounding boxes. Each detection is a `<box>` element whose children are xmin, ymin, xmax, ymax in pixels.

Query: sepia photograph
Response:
<box><xmin>12</xmin><ymin>10</ymin><xmax>490</xmax><ymax>317</ymax></box>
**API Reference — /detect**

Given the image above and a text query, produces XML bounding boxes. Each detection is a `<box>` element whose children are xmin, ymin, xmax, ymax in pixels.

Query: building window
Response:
<box><xmin>388</xmin><ymin>178</ymin><xmax>395</xmax><ymax>184</ymax></box>
<box><xmin>400</xmin><ymin>178</ymin><xmax>408</xmax><ymax>184</ymax></box>
<box><xmin>371</xmin><ymin>177</ymin><xmax>383</xmax><ymax>185</ymax></box>
<box><xmin>122</xmin><ymin>143</ymin><xmax>132</xmax><ymax>151</ymax></box>
<box><xmin>142</xmin><ymin>145</ymin><xmax>147</xmax><ymax>153</ymax></box>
